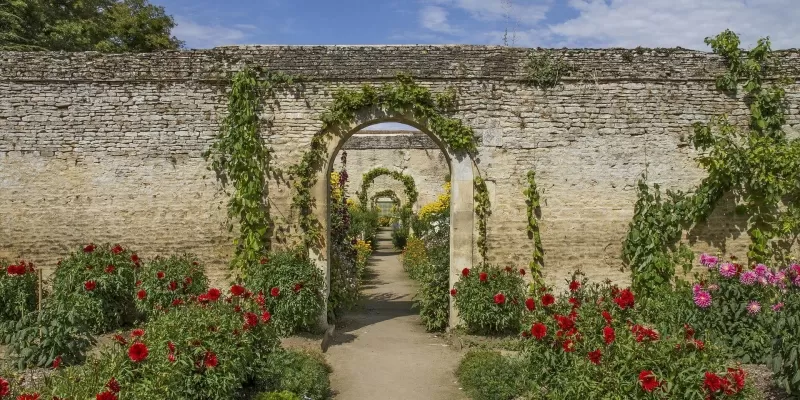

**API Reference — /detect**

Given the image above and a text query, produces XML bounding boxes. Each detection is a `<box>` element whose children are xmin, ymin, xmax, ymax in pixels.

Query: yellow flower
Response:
<box><xmin>418</xmin><ymin>182</ymin><xmax>451</xmax><ymax>220</ymax></box>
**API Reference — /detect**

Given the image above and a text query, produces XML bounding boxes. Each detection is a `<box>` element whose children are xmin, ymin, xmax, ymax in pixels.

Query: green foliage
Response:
<box><xmin>413</xmin><ymin>231</ymin><xmax>451</xmax><ymax>332</ymax></box>
<box><xmin>328</xmin><ymin>165</ymin><xmax>360</xmax><ymax>318</ymax></box>
<box><xmin>290</xmin><ymin>73</ymin><xmax>479</xmax><ymax>249</ymax></box>
<box><xmin>771</xmin><ymin>288</ymin><xmax>800</xmax><ymax>395</ymax></box>
<box><xmin>348</xmin><ymin>203</ymin><xmax>380</xmax><ymax>245</ymax></box>
<box><xmin>358</xmin><ymin>167</ymin><xmax>418</xmax><ymax>209</ymax></box>
<box><xmin>402</xmin><ymin>237</ymin><xmax>429</xmax><ymax>280</ymax></box>
<box><xmin>524</xmin><ymin>49</ymin><xmax>575</xmax><ymax>90</ymax></box>
<box><xmin>474</xmin><ymin>177</ymin><xmax>491</xmax><ymax>263</ymax></box>
<box><xmin>391</xmin><ymin>228</ymin><xmax>408</xmax><ymax>250</ymax></box>
<box><xmin>623</xmin><ymin>29</ymin><xmax>799</xmax><ymax>295</ymax></box>
<box><xmin>453</xmin><ymin>265</ymin><xmax>525</xmax><ymax>334</ymax></box>
<box><xmin>254</xmin><ymin>391</ymin><xmax>301</xmax><ymax>400</ymax></box>
<box><xmin>523</xmin><ymin>171</ymin><xmax>545</xmax><ymax>285</ymax></box>
<box><xmin>370</xmin><ymin>189</ymin><xmax>401</xmax><ymax>209</ymax></box>
<box><xmin>51</xmin><ymin>243</ymin><xmax>139</xmax><ymax>333</ymax></box>
<box><xmin>134</xmin><ymin>254</ymin><xmax>209</xmax><ymax>318</ymax></box>
<box><xmin>206</xmin><ymin>68</ymin><xmax>299</xmax><ymax>274</ymax></box>
<box><xmin>457</xmin><ymin>350</ymin><xmax>524</xmax><ymax>400</ymax></box>
<box><xmin>243</xmin><ymin>249</ymin><xmax>325</xmax><ymax>336</ymax></box>
<box><xmin>0</xmin><ymin>260</ymin><xmax>38</xmax><ymax>325</ymax></box>
<box><xmin>0</xmin><ymin>0</ymin><xmax>183</xmax><ymax>52</ymax></box>
<box><xmin>252</xmin><ymin>348</ymin><xmax>332</xmax><ymax>400</ymax></box>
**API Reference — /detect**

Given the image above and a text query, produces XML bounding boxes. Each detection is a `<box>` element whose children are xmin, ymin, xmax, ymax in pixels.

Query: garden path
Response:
<box><xmin>324</xmin><ymin>229</ymin><xmax>466</xmax><ymax>400</ymax></box>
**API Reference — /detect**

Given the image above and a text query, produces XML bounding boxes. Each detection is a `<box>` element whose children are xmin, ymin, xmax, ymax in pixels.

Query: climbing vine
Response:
<box><xmin>290</xmin><ymin>73</ymin><xmax>482</xmax><ymax>251</ymax></box>
<box><xmin>622</xmin><ymin>29</ymin><xmax>800</xmax><ymax>295</ymax></box>
<box><xmin>358</xmin><ymin>167</ymin><xmax>417</xmax><ymax>209</ymax></box>
<box><xmin>523</xmin><ymin>171</ymin><xmax>545</xmax><ymax>285</ymax></box>
<box><xmin>474</xmin><ymin>177</ymin><xmax>491</xmax><ymax>263</ymax></box>
<box><xmin>370</xmin><ymin>189</ymin><xmax>401</xmax><ymax>208</ymax></box>
<box><xmin>205</xmin><ymin>67</ymin><xmax>299</xmax><ymax>273</ymax></box>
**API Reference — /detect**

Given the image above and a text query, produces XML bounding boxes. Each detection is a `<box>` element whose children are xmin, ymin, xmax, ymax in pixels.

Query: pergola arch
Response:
<box><xmin>370</xmin><ymin>189</ymin><xmax>402</xmax><ymax>209</ymax></box>
<box><xmin>358</xmin><ymin>168</ymin><xmax>417</xmax><ymax>210</ymax></box>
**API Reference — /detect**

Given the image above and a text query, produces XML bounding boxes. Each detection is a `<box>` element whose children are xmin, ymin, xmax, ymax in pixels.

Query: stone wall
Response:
<box><xmin>1</xmin><ymin>45</ymin><xmax>799</xmax><ymax>286</ymax></box>
<box><xmin>333</xmin><ymin>131</ymin><xmax>449</xmax><ymax>209</ymax></box>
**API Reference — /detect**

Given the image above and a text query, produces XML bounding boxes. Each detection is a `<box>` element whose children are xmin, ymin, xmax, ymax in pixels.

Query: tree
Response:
<box><xmin>0</xmin><ymin>0</ymin><xmax>183</xmax><ymax>52</ymax></box>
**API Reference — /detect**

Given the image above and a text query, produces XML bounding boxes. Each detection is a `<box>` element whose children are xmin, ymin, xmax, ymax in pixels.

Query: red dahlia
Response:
<box><xmin>0</xmin><ymin>377</ymin><xmax>8</xmax><ymax>396</ymax></box>
<box><xmin>461</xmin><ymin>268</ymin><xmax>470</xmax><ymax>277</ymax></box>
<box><xmin>131</xmin><ymin>329</ymin><xmax>144</xmax><ymax>338</ymax></box>
<box><xmin>562</xmin><ymin>339</ymin><xmax>575</xmax><ymax>352</ymax></box>
<box><xmin>525</xmin><ymin>298</ymin><xmax>535</xmax><ymax>311</ymax></box>
<box><xmin>493</xmin><ymin>293</ymin><xmax>506</xmax><ymax>304</ymax></box>
<box><xmin>17</xmin><ymin>394</ymin><xmax>41</xmax><ymax>400</ymax></box>
<box><xmin>83</xmin><ymin>243</ymin><xmax>95</xmax><ymax>253</ymax></box>
<box><xmin>231</xmin><ymin>284</ymin><xmax>245</xmax><ymax>297</ymax></box>
<box><xmin>541</xmin><ymin>293</ymin><xmax>555</xmax><ymax>306</ymax></box>
<box><xmin>128</xmin><ymin>343</ymin><xmax>149</xmax><ymax>363</ymax></box>
<box><xmin>568</xmin><ymin>280</ymin><xmax>581</xmax><ymax>292</ymax></box>
<box><xmin>111</xmin><ymin>244</ymin><xmax>124</xmax><ymax>254</ymax></box>
<box><xmin>588</xmin><ymin>349</ymin><xmax>602</xmax><ymax>365</ymax></box>
<box><xmin>52</xmin><ymin>356</ymin><xmax>61</xmax><ymax>369</ymax></box>
<box><xmin>104</xmin><ymin>265</ymin><xmax>115</xmax><ymax>274</ymax></box>
<box><xmin>613</xmin><ymin>288</ymin><xmax>635</xmax><ymax>309</ymax></box>
<box><xmin>84</xmin><ymin>281</ymin><xmax>97</xmax><ymax>291</ymax></box>
<box><xmin>244</xmin><ymin>312</ymin><xmax>258</xmax><ymax>327</ymax></box>
<box><xmin>96</xmin><ymin>390</ymin><xmax>117</xmax><ymax>400</ymax></box>
<box><xmin>270</xmin><ymin>287</ymin><xmax>280</xmax><ymax>297</ymax></box>
<box><xmin>450</xmin><ymin>288</ymin><xmax>457</xmax><ymax>296</ymax></box>
<box><xmin>261</xmin><ymin>311</ymin><xmax>271</xmax><ymax>323</ymax></box>
<box><xmin>638</xmin><ymin>370</ymin><xmax>661</xmax><ymax>392</ymax></box>
<box><xmin>603</xmin><ymin>326</ymin><xmax>615</xmax><ymax>345</ymax></box>
<box><xmin>106</xmin><ymin>377</ymin><xmax>121</xmax><ymax>393</ymax></box>
<box><xmin>206</xmin><ymin>288</ymin><xmax>221</xmax><ymax>301</ymax></box>
<box><xmin>156</xmin><ymin>271</ymin><xmax>165</xmax><ymax>279</ymax></box>
<box><xmin>137</xmin><ymin>290</ymin><xmax>146</xmax><ymax>300</ymax></box>
<box><xmin>601</xmin><ymin>310</ymin><xmax>612</xmax><ymax>324</ymax></box>
<box><xmin>519</xmin><ymin>268</ymin><xmax>526</xmax><ymax>276</ymax></box>
<box><xmin>203</xmin><ymin>351</ymin><xmax>218</xmax><ymax>368</ymax></box>
<box><xmin>479</xmin><ymin>272</ymin><xmax>488</xmax><ymax>282</ymax></box>
<box><xmin>167</xmin><ymin>281</ymin><xmax>177</xmax><ymax>291</ymax></box>
<box><xmin>530</xmin><ymin>323</ymin><xmax>547</xmax><ymax>340</ymax></box>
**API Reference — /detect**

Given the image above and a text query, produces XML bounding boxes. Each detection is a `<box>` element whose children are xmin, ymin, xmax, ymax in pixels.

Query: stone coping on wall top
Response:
<box><xmin>1</xmin><ymin>45</ymin><xmax>798</xmax><ymax>82</ymax></box>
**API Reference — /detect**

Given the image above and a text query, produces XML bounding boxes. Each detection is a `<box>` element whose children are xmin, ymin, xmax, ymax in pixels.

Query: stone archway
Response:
<box><xmin>370</xmin><ymin>189</ymin><xmax>402</xmax><ymax>209</ymax></box>
<box><xmin>310</xmin><ymin>111</ymin><xmax>476</xmax><ymax>329</ymax></box>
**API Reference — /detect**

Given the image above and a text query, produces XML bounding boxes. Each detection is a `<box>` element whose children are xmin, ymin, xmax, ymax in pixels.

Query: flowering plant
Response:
<box><xmin>51</xmin><ymin>243</ymin><xmax>140</xmax><ymax>333</ymax></box>
<box><xmin>452</xmin><ymin>265</ymin><xmax>526</xmax><ymax>333</ymax></box>
<box><xmin>243</xmin><ymin>249</ymin><xmax>324</xmax><ymax>336</ymax></box>
<box><xmin>133</xmin><ymin>254</ymin><xmax>208</xmax><ymax>318</ymax></box>
<box><xmin>0</xmin><ymin>260</ymin><xmax>38</xmax><ymax>326</ymax></box>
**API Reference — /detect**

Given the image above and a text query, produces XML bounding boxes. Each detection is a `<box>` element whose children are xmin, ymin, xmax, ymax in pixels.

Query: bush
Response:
<box><xmin>349</xmin><ymin>205</ymin><xmax>379</xmax><ymax>244</ymax></box>
<box><xmin>457</xmin><ymin>350</ymin><xmax>523</xmax><ymax>400</ymax></box>
<box><xmin>401</xmin><ymin>237</ymin><xmax>428</xmax><ymax>280</ymax></box>
<box><xmin>51</xmin><ymin>243</ymin><xmax>139</xmax><ymax>333</ymax></box>
<box><xmin>770</xmin><ymin>286</ymin><xmax>800</xmax><ymax>395</ymax></box>
<box><xmin>253</xmin><ymin>348</ymin><xmax>332</xmax><ymax>400</ymax></box>
<box><xmin>378</xmin><ymin>216</ymin><xmax>392</xmax><ymax>227</ymax></box>
<box><xmin>243</xmin><ymin>249</ymin><xmax>325</xmax><ymax>336</ymax></box>
<box><xmin>412</xmin><ymin>227</ymin><xmax>450</xmax><ymax>332</ymax></box>
<box><xmin>391</xmin><ymin>228</ymin><xmax>407</xmax><ymax>249</ymax></box>
<box><xmin>134</xmin><ymin>254</ymin><xmax>209</xmax><ymax>318</ymax></box>
<box><xmin>0</xmin><ymin>260</ymin><xmax>38</xmax><ymax>327</ymax></box>
<box><xmin>43</xmin><ymin>288</ymin><xmax>280</xmax><ymax>400</ymax></box>
<box><xmin>514</xmin><ymin>273</ymin><xmax>756</xmax><ymax>399</ymax></box>
<box><xmin>353</xmin><ymin>239</ymin><xmax>372</xmax><ymax>278</ymax></box>
<box><xmin>453</xmin><ymin>265</ymin><xmax>526</xmax><ymax>333</ymax></box>
<box><xmin>255</xmin><ymin>391</ymin><xmax>301</xmax><ymax>400</ymax></box>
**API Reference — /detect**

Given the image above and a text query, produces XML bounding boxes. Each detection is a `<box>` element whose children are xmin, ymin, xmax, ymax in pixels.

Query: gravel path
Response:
<box><xmin>323</xmin><ymin>230</ymin><xmax>466</xmax><ymax>400</ymax></box>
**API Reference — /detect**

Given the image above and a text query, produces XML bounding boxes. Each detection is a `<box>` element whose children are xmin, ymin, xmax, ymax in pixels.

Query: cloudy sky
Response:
<box><xmin>153</xmin><ymin>0</ymin><xmax>799</xmax><ymax>50</ymax></box>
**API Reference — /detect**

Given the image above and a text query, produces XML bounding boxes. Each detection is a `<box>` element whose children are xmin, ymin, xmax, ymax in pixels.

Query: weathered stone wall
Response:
<box><xmin>1</xmin><ymin>45</ymin><xmax>799</xmax><ymax>286</ymax></box>
<box><xmin>332</xmin><ymin>131</ymin><xmax>449</xmax><ymax>209</ymax></box>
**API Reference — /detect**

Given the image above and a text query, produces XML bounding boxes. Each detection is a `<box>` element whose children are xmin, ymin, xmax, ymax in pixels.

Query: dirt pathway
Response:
<box><xmin>324</xmin><ymin>229</ymin><xmax>466</xmax><ymax>400</ymax></box>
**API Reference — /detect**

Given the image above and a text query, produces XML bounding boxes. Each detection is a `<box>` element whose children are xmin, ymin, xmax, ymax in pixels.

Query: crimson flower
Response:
<box><xmin>519</xmin><ymin>268</ymin><xmax>526</xmax><ymax>276</ymax></box>
<box><xmin>244</xmin><ymin>312</ymin><xmax>259</xmax><ymax>327</ymax></box>
<box><xmin>168</xmin><ymin>353</ymin><xmax>177</xmax><ymax>363</ymax></box>
<box><xmin>83</xmin><ymin>244</ymin><xmax>95</xmax><ymax>253</ymax></box>
<box><xmin>727</xmin><ymin>368</ymin><xmax>746</xmax><ymax>393</ymax></box>
<box><xmin>167</xmin><ymin>281</ymin><xmax>178</xmax><ymax>291</ymax></box>
<box><xmin>541</xmin><ymin>293</ymin><xmax>555</xmax><ymax>306</ymax></box>
<box><xmin>131</xmin><ymin>329</ymin><xmax>145</xmax><ymax>338</ymax></box>
<box><xmin>450</xmin><ymin>288</ymin><xmax>457</xmax><ymax>296</ymax></box>
<box><xmin>504</xmin><ymin>266</ymin><xmax>512</xmax><ymax>273</ymax></box>
<box><xmin>562</xmin><ymin>339</ymin><xmax>576</xmax><ymax>352</ymax></box>
<box><xmin>0</xmin><ymin>378</ymin><xmax>8</xmax><ymax>396</ymax></box>
<box><xmin>137</xmin><ymin>290</ymin><xmax>147</xmax><ymax>300</ymax></box>
<box><xmin>568</xmin><ymin>297</ymin><xmax>580</xmax><ymax>308</ymax></box>
<box><xmin>638</xmin><ymin>370</ymin><xmax>661</xmax><ymax>392</ymax></box>
<box><xmin>261</xmin><ymin>311</ymin><xmax>271</xmax><ymax>323</ymax></box>
<box><xmin>96</xmin><ymin>391</ymin><xmax>117</xmax><ymax>400</ymax></box>
<box><xmin>135</xmin><ymin>280</ymin><xmax>142</xmax><ymax>286</ymax></box>
<box><xmin>493</xmin><ymin>293</ymin><xmax>506</xmax><ymax>304</ymax></box>
<box><xmin>569</xmin><ymin>280</ymin><xmax>581</xmax><ymax>292</ymax></box>
<box><xmin>203</xmin><ymin>351</ymin><xmax>218</xmax><ymax>368</ymax></box>
<box><xmin>184</xmin><ymin>276</ymin><xmax>193</xmax><ymax>286</ymax></box>
<box><xmin>479</xmin><ymin>272</ymin><xmax>488</xmax><ymax>282</ymax></box>
<box><xmin>113</xmin><ymin>334</ymin><xmax>127</xmax><ymax>345</ymax></box>
<box><xmin>84</xmin><ymin>281</ymin><xmax>97</xmax><ymax>291</ymax></box>
<box><xmin>588</xmin><ymin>349</ymin><xmax>602</xmax><ymax>365</ymax></box>
<box><xmin>270</xmin><ymin>287</ymin><xmax>280</xmax><ymax>297</ymax></box>
<box><xmin>52</xmin><ymin>356</ymin><xmax>61</xmax><ymax>369</ymax></box>
<box><xmin>206</xmin><ymin>288</ymin><xmax>221</xmax><ymax>301</ymax></box>
<box><xmin>260</xmin><ymin>257</ymin><xmax>269</xmax><ymax>264</ymax></box>
<box><xmin>130</xmin><ymin>253</ymin><xmax>140</xmax><ymax>264</ymax></box>
<box><xmin>128</xmin><ymin>343</ymin><xmax>149</xmax><ymax>363</ymax></box>
<box><xmin>703</xmin><ymin>372</ymin><xmax>730</xmax><ymax>393</ymax></box>
<box><xmin>17</xmin><ymin>394</ymin><xmax>40</xmax><ymax>400</ymax></box>
<box><xmin>554</xmin><ymin>314</ymin><xmax>575</xmax><ymax>331</ymax></box>
<box><xmin>104</xmin><ymin>265</ymin><xmax>115</xmax><ymax>274</ymax></box>
<box><xmin>156</xmin><ymin>271</ymin><xmax>165</xmax><ymax>280</ymax></box>
<box><xmin>530</xmin><ymin>323</ymin><xmax>547</xmax><ymax>340</ymax></box>
<box><xmin>525</xmin><ymin>298</ymin><xmax>535</xmax><ymax>311</ymax></box>
<box><xmin>293</xmin><ymin>283</ymin><xmax>303</xmax><ymax>293</ymax></box>
<box><xmin>684</xmin><ymin>323</ymin><xmax>695</xmax><ymax>340</ymax></box>
<box><xmin>111</xmin><ymin>244</ymin><xmax>124</xmax><ymax>255</ymax></box>
<box><xmin>603</xmin><ymin>326</ymin><xmax>615</xmax><ymax>345</ymax></box>
<box><xmin>461</xmin><ymin>268</ymin><xmax>470</xmax><ymax>277</ymax></box>
<box><xmin>106</xmin><ymin>377</ymin><xmax>120</xmax><ymax>393</ymax></box>
<box><xmin>6</xmin><ymin>264</ymin><xmax>25</xmax><ymax>276</ymax></box>
<box><xmin>172</xmin><ymin>298</ymin><xmax>183</xmax><ymax>306</ymax></box>
<box><xmin>613</xmin><ymin>288</ymin><xmax>635</xmax><ymax>309</ymax></box>
<box><xmin>601</xmin><ymin>310</ymin><xmax>612</xmax><ymax>324</ymax></box>
<box><xmin>231</xmin><ymin>285</ymin><xmax>245</xmax><ymax>297</ymax></box>
<box><xmin>167</xmin><ymin>341</ymin><xmax>176</xmax><ymax>353</ymax></box>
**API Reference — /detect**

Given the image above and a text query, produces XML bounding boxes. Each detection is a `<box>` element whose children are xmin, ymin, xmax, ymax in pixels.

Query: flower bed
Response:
<box><xmin>134</xmin><ymin>254</ymin><xmax>209</xmax><ymax>318</ymax></box>
<box><xmin>0</xmin><ymin>260</ymin><xmax>38</xmax><ymax>336</ymax></box>
<box><xmin>452</xmin><ymin>265</ymin><xmax>526</xmax><ymax>334</ymax></box>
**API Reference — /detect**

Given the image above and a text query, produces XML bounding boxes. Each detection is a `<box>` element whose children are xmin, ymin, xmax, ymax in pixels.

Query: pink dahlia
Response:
<box><xmin>771</xmin><ymin>302</ymin><xmax>784</xmax><ymax>312</ymax></box>
<box><xmin>718</xmin><ymin>263</ymin><xmax>737</xmax><ymax>278</ymax></box>
<box><xmin>740</xmin><ymin>271</ymin><xmax>757</xmax><ymax>285</ymax></box>
<box><xmin>746</xmin><ymin>301</ymin><xmax>761</xmax><ymax>314</ymax></box>
<box><xmin>699</xmin><ymin>254</ymin><xmax>719</xmax><ymax>268</ymax></box>
<box><xmin>693</xmin><ymin>290</ymin><xmax>712</xmax><ymax>308</ymax></box>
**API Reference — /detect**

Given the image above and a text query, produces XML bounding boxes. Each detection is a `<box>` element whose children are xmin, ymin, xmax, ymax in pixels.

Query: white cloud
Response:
<box><xmin>428</xmin><ymin>0</ymin><xmax>551</xmax><ymax>26</ymax></box>
<box><xmin>173</xmin><ymin>17</ymin><xmax>256</xmax><ymax>49</ymax></box>
<box><xmin>547</xmin><ymin>0</ymin><xmax>800</xmax><ymax>49</ymax></box>
<box><xmin>420</xmin><ymin>5</ymin><xmax>462</xmax><ymax>34</ymax></box>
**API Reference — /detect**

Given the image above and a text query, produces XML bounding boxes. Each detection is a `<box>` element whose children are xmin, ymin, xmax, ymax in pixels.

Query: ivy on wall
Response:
<box><xmin>370</xmin><ymin>189</ymin><xmax>401</xmax><ymax>208</ymax></box>
<box><xmin>358</xmin><ymin>167</ymin><xmax>417</xmax><ymax>210</ymax></box>
<box><xmin>523</xmin><ymin>171</ymin><xmax>545</xmax><ymax>285</ymax></box>
<box><xmin>205</xmin><ymin>67</ymin><xmax>299</xmax><ymax>273</ymax></box>
<box><xmin>622</xmin><ymin>29</ymin><xmax>800</xmax><ymax>295</ymax></box>
<box><xmin>474</xmin><ymin>177</ymin><xmax>491</xmax><ymax>263</ymax></box>
<box><xmin>290</xmin><ymin>73</ymin><xmax>486</xmax><ymax>253</ymax></box>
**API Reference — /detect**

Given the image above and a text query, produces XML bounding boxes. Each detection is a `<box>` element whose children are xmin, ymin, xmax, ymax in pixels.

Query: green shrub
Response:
<box><xmin>255</xmin><ymin>391</ymin><xmax>301</xmax><ymax>400</ymax></box>
<box><xmin>5</xmin><ymin>291</ymin><xmax>96</xmax><ymax>369</ymax></box>
<box><xmin>770</xmin><ymin>288</ymin><xmax>800</xmax><ymax>395</ymax></box>
<box><xmin>453</xmin><ymin>265</ymin><xmax>525</xmax><ymax>333</ymax></box>
<box><xmin>457</xmin><ymin>350</ymin><xmax>523</xmax><ymax>400</ymax></box>
<box><xmin>243</xmin><ymin>249</ymin><xmax>325</xmax><ymax>336</ymax></box>
<box><xmin>51</xmin><ymin>243</ymin><xmax>139</xmax><ymax>333</ymax></box>
<box><xmin>391</xmin><ymin>228</ymin><xmax>407</xmax><ymax>249</ymax></box>
<box><xmin>413</xmin><ymin>259</ymin><xmax>450</xmax><ymax>332</ymax></box>
<box><xmin>134</xmin><ymin>254</ymin><xmax>209</xmax><ymax>318</ymax></box>
<box><xmin>402</xmin><ymin>237</ymin><xmax>428</xmax><ymax>280</ymax></box>
<box><xmin>0</xmin><ymin>260</ymin><xmax>38</xmax><ymax>334</ymax></box>
<box><xmin>44</xmin><ymin>291</ymin><xmax>280</xmax><ymax>400</ymax></box>
<box><xmin>253</xmin><ymin>348</ymin><xmax>332</xmax><ymax>400</ymax></box>
<box><xmin>349</xmin><ymin>205</ymin><xmax>380</xmax><ymax>244</ymax></box>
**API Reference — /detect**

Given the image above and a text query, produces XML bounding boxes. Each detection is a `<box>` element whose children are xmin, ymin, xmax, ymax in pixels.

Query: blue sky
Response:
<box><xmin>153</xmin><ymin>0</ymin><xmax>799</xmax><ymax>50</ymax></box>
